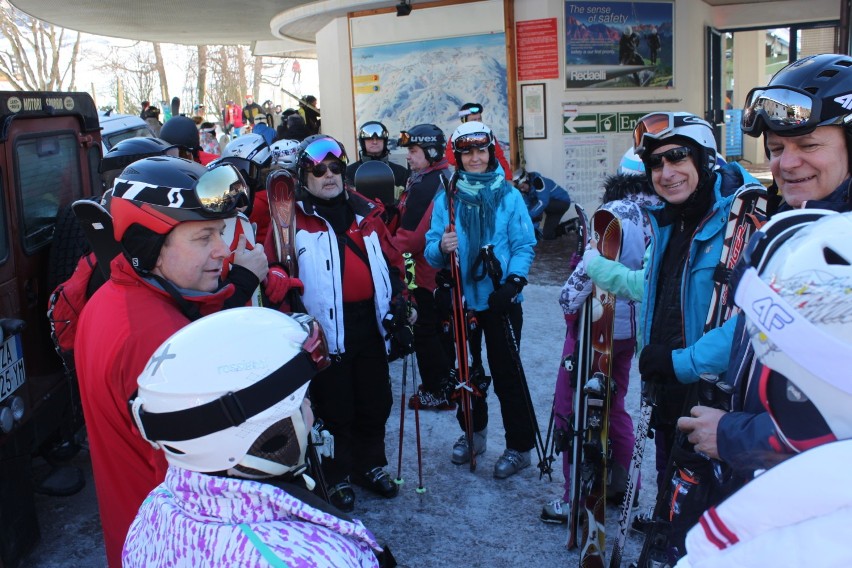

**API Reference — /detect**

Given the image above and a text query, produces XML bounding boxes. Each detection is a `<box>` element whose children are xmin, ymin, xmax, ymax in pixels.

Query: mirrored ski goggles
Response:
<box><xmin>741</xmin><ymin>86</ymin><xmax>845</xmax><ymax>136</ymax></box>
<box><xmin>642</xmin><ymin>146</ymin><xmax>693</xmax><ymax>170</ymax></box>
<box><xmin>195</xmin><ymin>163</ymin><xmax>251</xmax><ymax>213</ymax></box>
<box><xmin>460</xmin><ymin>105</ymin><xmax>483</xmax><ymax>117</ymax></box>
<box><xmin>300</xmin><ymin>137</ymin><xmax>348</xmax><ymax>167</ymax></box>
<box><xmin>452</xmin><ymin>132</ymin><xmax>492</xmax><ymax>153</ymax></box>
<box><xmin>307</xmin><ymin>160</ymin><xmax>346</xmax><ymax>178</ymax></box>
<box><xmin>632</xmin><ymin>112</ymin><xmax>682</xmax><ymax>153</ymax></box>
<box><xmin>359</xmin><ymin>122</ymin><xmax>387</xmax><ymax>140</ymax></box>
<box><xmin>129</xmin><ymin>312</ymin><xmax>331</xmax><ymax>444</ymax></box>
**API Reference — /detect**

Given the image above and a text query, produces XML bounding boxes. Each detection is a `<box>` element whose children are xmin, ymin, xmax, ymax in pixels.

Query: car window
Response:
<box><xmin>15</xmin><ymin>132</ymin><xmax>82</xmax><ymax>252</ymax></box>
<box><xmin>104</xmin><ymin>127</ymin><xmax>152</xmax><ymax>151</ymax></box>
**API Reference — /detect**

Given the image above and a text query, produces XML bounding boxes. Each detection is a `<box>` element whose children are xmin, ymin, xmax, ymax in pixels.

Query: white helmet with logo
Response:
<box><xmin>734</xmin><ymin>210</ymin><xmax>852</xmax><ymax>452</ymax></box>
<box><xmin>129</xmin><ymin>307</ymin><xmax>330</xmax><ymax>479</ymax></box>
<box><xmin>270</xmin><ymin>139</ymin><xmax>300</xmax><ymax>170</ymax></box>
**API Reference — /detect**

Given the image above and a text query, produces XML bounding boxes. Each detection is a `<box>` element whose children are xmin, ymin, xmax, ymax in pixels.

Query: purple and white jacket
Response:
<box><xmin>123</xmin><ymin>466</ymin><xmax>382</xmax><ymax>568</ymax></box>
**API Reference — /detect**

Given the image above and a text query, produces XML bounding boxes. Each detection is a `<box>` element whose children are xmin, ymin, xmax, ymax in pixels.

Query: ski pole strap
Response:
<box><xmin>735</xmin><ymin>267</ymin><xmax>852</xmax><ymax>393</ymax></box>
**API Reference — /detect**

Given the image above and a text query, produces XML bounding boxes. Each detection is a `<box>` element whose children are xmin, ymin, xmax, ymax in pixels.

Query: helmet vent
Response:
<box><xmin>817</xmin><ymin>69</ymin><xmax>839</xmax><ymax>78</ymax></box>
<box><xmin>823</xmin><ymin>247</ymin><xmax>850</xmax><ymax>266</ymax></box>
<box><xmin>804</xmin><ymin>86</ymin><xmax>819</xmax><ymax>95</ymax></box>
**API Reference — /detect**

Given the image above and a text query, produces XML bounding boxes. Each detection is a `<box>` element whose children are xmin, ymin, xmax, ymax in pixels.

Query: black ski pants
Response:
<box><xmin>455</xmin><ymin>303</ymin><xmax>535</xmax><ymax>453</ymax></box>
<box><xmin>412</xmin><ymin>286</ymin><xmax>454</xmax><ymax>394</ymax></box>
<box><xmin>309</xmin><ymin>300</ymin><xmax>393</xmax><ymax>486</ymax></box>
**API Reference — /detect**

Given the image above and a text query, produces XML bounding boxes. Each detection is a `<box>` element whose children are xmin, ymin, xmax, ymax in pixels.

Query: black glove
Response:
<box><xmin>383</xmin><ymin>296</ymin><xmax>415</xmax><ymax>361</ymax></box>
<box><xmin>434</xmin><ymin>269</ymin><xmax>454</xmax><ymax>316</ymax></box>
<box><xmin>487</xmin><ymin>274</ymin><xmax>527</xmax><ymax>314</ymax></box>
<box><xmin>638</xmin><ymin>344</ymin><xmax>676</xmax><ymax>384</ymax></box>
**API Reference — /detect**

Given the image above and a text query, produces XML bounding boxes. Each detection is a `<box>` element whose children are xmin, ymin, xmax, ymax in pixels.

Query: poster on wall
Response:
<box><xmin>351</xmin><ymin>33</ymin><xmax>509</xmax><ymax>157</ymax></box>
<box><xmin>564</xmin><ymin>1</ymin><xmax>673</xmax><ymax>89</ymax></box>
<box><xmin>562</xmin><ymin>103</ymin><xmax>640</xmax><ymax>212</ymax></box>
<box><xmin>516</xmin><ymin>19</ymin><xmax>559</xmax><ymax>81</ymax></box>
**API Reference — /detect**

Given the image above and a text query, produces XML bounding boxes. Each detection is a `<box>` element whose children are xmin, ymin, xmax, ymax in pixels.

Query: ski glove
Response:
<box><xmin>488</xmin><ymin>275</ymin><xmax>527</xmax><ymax>314</ymax></box>
<box><xmin>384</xmin><ymin>295</ymin><xmax>416</xmax><ymax>361</ymax></box>
<box><xmin>263</xmin><ymin>265</ymin><xmax>304</xmax><ymax>305</ymax></box>
<box><xmin>638</xmin><ymin>344</ymin><xmax>677</xmax><ymax>384</ymax></box>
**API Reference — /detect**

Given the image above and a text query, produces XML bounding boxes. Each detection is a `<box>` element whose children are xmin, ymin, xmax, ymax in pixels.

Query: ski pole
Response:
<box><xmin>410</xmin><ymin>353</ymin><xmax>426</xmax><ymax>493</ymax></box>
<box><xmin>394</xmin><ymin>353</ymin><xmax>408</xmax><ymax>486</ymax></box>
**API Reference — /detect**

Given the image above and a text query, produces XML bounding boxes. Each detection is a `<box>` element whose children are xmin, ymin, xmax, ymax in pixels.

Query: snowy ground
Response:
<box><xmin>21</xmin><ymin>237</ymin><xmax>658</xmax><ymax>567</ymax></box>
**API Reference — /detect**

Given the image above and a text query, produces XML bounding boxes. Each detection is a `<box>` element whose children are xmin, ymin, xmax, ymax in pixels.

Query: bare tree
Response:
<box><xmin>252</xmin><ymin>55</ymin><xmax>263</xmax><ymax>100</ymax></box>
<box><xmin>151</xmin><ymin>42</ymin><xmax>169</xmax><ymax>104</ymax></box>
<box><xmin>94</xmin><ymin>42</ymin><xmax>158</xmax><ymax>116</ymax></box>
<box><xmin>0</xmin><ymin>0</ymin><xmax>82</xmax><ymax>91</ymax></box>
<box><xmin>197</xmin><ymin>45</ymin><xmax>207</xmax><ymax>112</ymax></box>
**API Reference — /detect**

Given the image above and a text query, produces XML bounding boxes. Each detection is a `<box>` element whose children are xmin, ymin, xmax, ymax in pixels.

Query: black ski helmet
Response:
<box><xmin>111</xmin><ymin>156</ymin><xmax>247</xmax><ymax>272</ymax></box>
<box><xmin>160</xmin><ymin>116</ymin><xmax>202</xmax><ymax>159</ymax></box>
<box><xmin>742</xmin><ymin>53</ymin><xmax>852</xmax><ymax>139</ymax></box>
<box><xmin>100</xmin><ymin>137</ymin><xmax>178</xmax><ymax>174</ymax></box>
<box><xmin>398</xmin><ymin>124</ymin><xmax>445</xmax><ymax>164</ymax></box>
<box><xmin>741</xmin><ymin>53</ymin><xmax>852</xmax><ymax>168</ymax></box>
<box><xmin>357</xmin><ymin>121</ymin><xmax>390</xmax><ymax>159</ymax></box>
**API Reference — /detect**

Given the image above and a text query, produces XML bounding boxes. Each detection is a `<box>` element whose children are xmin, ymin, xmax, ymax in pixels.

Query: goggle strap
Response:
<box><xmin>735</xmin><ymin>268</ymin><xmax>852</xmax><ymax>394</ymax></box>
<box><xmin>132</xmin><ymin>351</ymin><xmax>318</xmax><ymax>443</ymax></box>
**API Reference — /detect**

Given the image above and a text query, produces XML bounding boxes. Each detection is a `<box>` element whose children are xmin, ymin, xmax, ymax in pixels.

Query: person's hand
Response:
<box><xmin>263</xmin><ymin>265</ymin><xmax>303</xmax><ymax>304</ymax></box>
<box><xmin>232</xmin><ymin>235</ymin><xmax>269</xmax><ymax>282</ymax></box>
<box><xmin>488</xmin><ymin>275</ymin><xmax>527</xmax><ymax>314</ymax></box>
<box><xmin>407</xmin><ymin>307</ymin><xmax>418</xmax><ymax>325</ymax></box>
<box><xmin>638</xmin><ymin>344</ymin><xmax>676</xmax><ymax>384</ymax></box>
<box><xmin>441</xmin><ymin>227</ymin><xmax>459</xmax><ymax>254</ymax></box>
<box><xmin>677</xmin><ymin>406</ymin><xmax>725</xmax><ymax>460</ymax></box>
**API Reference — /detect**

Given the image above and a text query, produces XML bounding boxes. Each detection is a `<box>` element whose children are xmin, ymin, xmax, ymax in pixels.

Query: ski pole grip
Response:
<box><xmin>479</xmin><ymin>244</ymin><xmax>503</xmax><ymax>288</ymax></box>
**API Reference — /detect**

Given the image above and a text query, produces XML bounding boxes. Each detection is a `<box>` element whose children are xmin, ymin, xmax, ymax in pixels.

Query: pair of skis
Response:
<box><xmin>628</xmin><ymin>183</ymin><xmax>767</xmax><ymax>568</ymax></box>
<box><xmin>566</xmin><ymin>209</ymin><xmax>622</xmax><ymax>568</ymax></box>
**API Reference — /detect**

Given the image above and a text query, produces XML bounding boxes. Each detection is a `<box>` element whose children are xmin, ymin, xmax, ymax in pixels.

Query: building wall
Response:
<box><xmin>315</xmin><ymin>0</ymin><xmax>841</xmax><ymax>205</ymax></box>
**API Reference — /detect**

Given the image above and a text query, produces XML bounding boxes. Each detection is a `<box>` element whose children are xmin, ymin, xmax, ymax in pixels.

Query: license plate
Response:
<box><xmin>0</xmin><ymin>334</ymin><xmax>26</xmax><ymax>403</ymax></box>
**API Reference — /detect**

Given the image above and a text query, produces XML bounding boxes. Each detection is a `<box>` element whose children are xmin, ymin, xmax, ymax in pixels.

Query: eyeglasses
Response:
<box><xmin>643</xmin><ymin>146</ymin><xmax>693</xmax><ymax>170</ymax></box>
<box><xmin>452</xmin><ymin>131</ymin><xmax>492</xmax><ymax>153</ymax></box>
<box><xmin>307</xmin><ymin>160</ymin><xmax>345</xmax><ymax>178</ymax></box>
<box><xmin>194</xmin><ymin>163</ymin><xmax>250</xmax><ymax>213</ymax></box>
<box><xmin>740</xmin><ymin>86</ymin><xmax>845</xmax><ymax>136</ymax></box>
<box><xmin>301</xmin><ymin>137</ymin><xmax>348</xmax><ymax>167</ymax></box>
<box><xmin>359</xmin><ymin>123</ymin><xmax>387</xmax><ymax>140</ymax></box>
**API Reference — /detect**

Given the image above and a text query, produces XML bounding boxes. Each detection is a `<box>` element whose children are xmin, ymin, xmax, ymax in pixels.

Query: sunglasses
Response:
<box><xmin>643</xmin><ymin>146</ymin><xmax>693</xmax><ymax>170</ymax></box>
<box><xmin>740</xmin><ymin>86</ymin><xmax>845</xmax><ymax>136</ymax></box>
<box><xmin>301</xmin><ymin>137</ymin><xmax>348</xmax><ymax>167</ymax></box>
<box><xmin>307</xmin><ymin>160</ymin><xmax>345</xmax><ymax>178</ymax></box>
<box><xmin>452</xmin><ymin>131</ymin><xmax>492</xmax><ymax>153</ymax></box>
<box><xmin>128</xmin><ymin>311</ymin><xmax>330</xmax><ymax>444</ymax></box>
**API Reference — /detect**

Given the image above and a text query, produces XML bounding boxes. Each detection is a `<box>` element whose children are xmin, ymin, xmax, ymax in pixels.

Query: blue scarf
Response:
<box><xmin>453</xmin><ymin>170</ymin><xmax>510</xmax><ymax>277</ymax></box>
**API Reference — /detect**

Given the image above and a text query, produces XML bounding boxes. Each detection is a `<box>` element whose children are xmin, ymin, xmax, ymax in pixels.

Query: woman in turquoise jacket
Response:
<box><xmin>584</xmin><ymin>112</ymin><xmax>762</xmax><ymax>486</ymax></box>
<box><xmin>424</xmin><ymin>121</ymin><xmax>537</xmax><ymax>480</ymax></box>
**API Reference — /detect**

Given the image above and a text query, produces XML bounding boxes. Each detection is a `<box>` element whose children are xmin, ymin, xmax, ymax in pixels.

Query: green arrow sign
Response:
<box><xmin>563</xmin><ymin>114</ymin><xmax>598</xmax><ymax>134</ymax></box>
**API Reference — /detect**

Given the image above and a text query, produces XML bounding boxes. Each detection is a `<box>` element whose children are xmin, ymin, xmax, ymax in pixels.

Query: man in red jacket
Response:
<box><xmin>74</xmin><ymin>157</ymin><xmax>248</xmax><ymax>567</ymax></box>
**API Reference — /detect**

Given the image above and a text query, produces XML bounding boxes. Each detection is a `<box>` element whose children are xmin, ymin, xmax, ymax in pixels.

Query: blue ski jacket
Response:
<box><xmin>586</xmin><ymin>161</ymin><xmax>762</xmax><ymax>383</ymax></box>
<box><xmin>521</xmin><ymin>171</ymin><xmax>572</xmax><ymax>219</ymax></box>
<box><xmin>424</xmin><ymin>171</ymin><xmax>536</xmax><ymax>311</ymax></box>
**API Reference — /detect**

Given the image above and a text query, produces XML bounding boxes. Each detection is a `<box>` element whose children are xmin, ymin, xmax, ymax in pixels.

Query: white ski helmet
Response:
<box><xmin>129</xmin><ymin>307</ymin><xmax>330</xmax><ymax>478</ymax></box>
<box><xmin>216</xmin><ymin>133</ymin><xmax>272</xmax><ymax>191</ymax></box>
<box><xmin>633</xmin><ymin>112</ymin><xmax>718</xmax><ymax>174</ymax></box>
<box><xmin>450</xmin><ymin>121</ymin><xmax>496</xmax><ymax>170</ymax></box>
<box><xmin>734</xmin><ymin>210</ymin><xmax>852</xmax><ymax>452</ymax></box>
<box><xmin>618</xmin><ymin>147</ymin><xmax>645</xmax><ymax>176</ymax></box>
<box><xmin>270</xmin><ymin>139</ymin><xmax>300</xmax><ymax>170</ymax></box>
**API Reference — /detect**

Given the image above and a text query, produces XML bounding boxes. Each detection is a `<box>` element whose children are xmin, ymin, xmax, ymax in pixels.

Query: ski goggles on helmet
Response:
<box><xmin>359</xmin><ymin>122</ymin><xmax>387</xmax><ymax>140</ymax></box>
<box><xmin>632</xmin><ymin>112</ymin><xmax>703</xmax><ymax>155</ymax></box>
<box><xmin>741</xmin><ymin>86</ymin><xmax>848</xmax><ymax>136</ymax></box>
<box><xmin>307</xmin><ymin>160</ymin><xmax>346</xmax><ymax>178</ymax></box>
<box><xmin>215</xmin><ymin>156</ymin><xmax>263</xmax><ymax>185</ymax></box>
<box><xmin>195</xmin><ymin>163</ymin><xmax>251</xmax><ymax>213</ymax></box>
<box><xmin>460</xmin><ymin>105</ymin><xmax>483</xmax><ymax>118</ymax></box>
<box><xmin>452</xmin><ymin>131</ymin><xmax>492</xmax><ymax>153</ymax></box>
<box><xmin>129</xmin><ymin>312</ymin><xmax>330</xmax><ymax>444</ymax></box>
<box><xmin>643</xmin><ymin>146</ymin><xmax>693</xmax><ymax>170</ymax></box>
<box><xmin>300</xmin><ymin>137</ymin><xmax>348</xmax><ymax>167</ymax></box>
